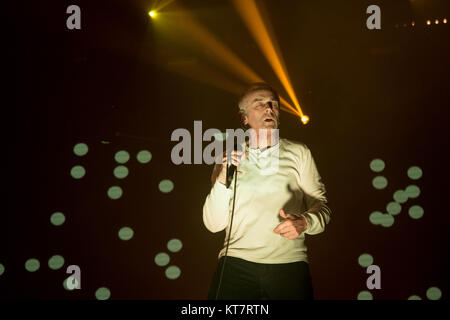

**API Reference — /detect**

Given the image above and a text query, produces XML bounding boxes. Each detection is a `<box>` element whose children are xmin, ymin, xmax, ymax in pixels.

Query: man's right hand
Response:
<box><xmin>216</xmin><ymin>150</ymin><xmax>247</xmax><ymax>185</ymax></box>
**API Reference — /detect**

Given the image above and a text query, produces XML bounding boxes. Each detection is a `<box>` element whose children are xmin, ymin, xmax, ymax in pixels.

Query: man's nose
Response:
<box><xmin>264</xmin><ymin>101</ymin><xmax>274</xmax><ymax>110</ymax></box>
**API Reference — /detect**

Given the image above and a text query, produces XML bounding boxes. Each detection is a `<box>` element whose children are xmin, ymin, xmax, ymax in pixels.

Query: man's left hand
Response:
<box><xmin>273</xmin><ymin>209</ymin><xmax>308</xmax><ymax>240</ymax></box>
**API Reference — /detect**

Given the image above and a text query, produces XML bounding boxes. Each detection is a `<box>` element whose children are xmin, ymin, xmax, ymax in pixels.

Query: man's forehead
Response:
<box><xmin>244</xmin><ymin>90</ymin><xmax>275</xmax><ymax>102</ymax></box>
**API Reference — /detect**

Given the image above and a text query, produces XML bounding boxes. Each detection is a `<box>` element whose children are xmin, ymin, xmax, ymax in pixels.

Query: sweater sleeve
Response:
<box><xmin>299</xmin><ymin>145</ymin><xmax>332</xmax><ymax>235</ymax></box>
<box><xmin>202</xmin><ymin>180</ymin><xmax>233</xmax><ymax>233</ymax></box>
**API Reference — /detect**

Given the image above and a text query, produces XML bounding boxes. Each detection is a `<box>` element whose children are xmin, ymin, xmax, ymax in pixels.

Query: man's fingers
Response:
<box><xmin>279</xmin><ymin>209</ymin><xmax>300</xmax><ymax>220</ymax></box>
<box><xmin>230</xmin><ymin>157</ymin><xmax>239</xmax><ymax>166</ymax></box>
<box><xmin>234</xmin><ymin>151</ymin><xmax>247</xmax><ymax>164</ymax></box>
<box><xmin>280</xmin><ymin>210</ymin><xmax>297</xmax><ymax>219</ymax></box>
<box><xmin>224</xmin><ymin>152</ymin><xmax>246</xmax><ymax>167</ymax></box>
<box><xmin>222</xmin><ymin>155</ymin><xmax>238</xmax><ymax>164</ymax></box>
<box><xmin>273</xmin><ymin>222</ymin><xmax>282</xmax><ymax>233</ymax></box>
<box><xmin>222</xmin><ymin>158</ymin><xmax>242</xmax><ymax>168</ymax></box>
<box><xmin>280</xmin><ymin>230</ymin><xmax>297</xmax><ymax>239</ymax></box>
<box><xmin>273</xmin><ymin>221</ymin><xmax>293</xmax><ymax>234</ymax></box>
<box><xmin>279</xmin><ymin>224</ymin><xmax>294</xmax><ymax>234</ymax></box>
<box><xmin>230</xmin><ymin>151</ymin><xmax>242</xmax><ymax>160</ymax></box>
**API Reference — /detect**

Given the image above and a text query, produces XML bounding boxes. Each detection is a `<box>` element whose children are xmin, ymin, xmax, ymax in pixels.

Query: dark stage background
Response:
<box><xmin>9</xmin><ymin>0</ymin><xmax>450</xmax><ymax>300</ymax></box>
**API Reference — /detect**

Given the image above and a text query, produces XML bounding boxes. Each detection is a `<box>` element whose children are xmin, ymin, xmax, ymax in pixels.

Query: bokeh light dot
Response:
<box><xmin>405</xmin><ymin>185</ymin><xmax>420</xmax><ymax>199</ymax></box>
<box><xmin>167</xmin><ymin>239</ymin><xmax>183</xmax><ymax>253</ymax></box>
<box><xmin>426</xmin><ymin>287</ymin><xmax>442</xmax><ymax>300</ymax></box>
<box><xmin>0</xmin><ymin>264</ymin><xmax>4</xmax><ymax>276</ymax></box>
<box><xmin>408</xmin><ymin>295</ymin><xmax>422</xmax><ymax>300</ymax></box>
<box><xmin>370</xmin><ymin>159</ymin><xmax>385</xmax><ymax>172</ymax></box>
<box><xmin>386</xmin><ymin>202</ymin><xmax>401</xmax><ymax>215</ymax></box>
<box><xmin>73</xmin><ymin>143</ymin><xmax>88</xmax><ymax>156</ymax></box>
<box><xmin>25</xmin><ymin>259</ymin><xmax>40</xmax><ymax>272</ymax></box>
<box><xmin>113</xmin><ymin>165</ymin><xmax>129</xmax><ymax>179</ymax></box>
<box><xmin>154</xmin><ymin>253</ymin><xmax>170</xmax><ymax>267</ymax></box>
<box><xmin>118</xmin><ymin>227</ymin><xmax>134</xmax><ymax>241</ymax></box>
<box><xmin>95</xmin><ymin>287</ymin><xmax>111</xmax><ymax>300</ymax></box>
<box><xmin>115</xmin><ymin>150</ymin><xmax>130</xmax><ymax>164</ymax></box>
<box><xmin>408</xmin><ymin>205</ymin><xmax>424</xmax><ymax>219</ymax></box>
<box><xmin>165</xmin><ymin>265</ymin><xmax>181</xmax><ymax>280</ymax></box>
<box><xmin>107</xmin><ymin>186</ymin><xmax>123</xmax><ymax>200</ymax></box>
<box><xmin>407</xmin><ymin>166</ymin><xmax>422</xmax><ymax>180</ymax></box>
<box><xmin>369</xmin><ymin>211</ymin><xmax>384</xmax><ymax>225</ymax></box>
<box><xmin>48</xmin><ymin>255</ymin><xmax>65</xmax><ymax>270</ymax></box>
<box><xmin>372</xmin><ymin>176</ymin><xmax>388</xmax><ymax>189</ymax></box>
<box><xmin>358</xmin><ymin>253</ymin><xmax>373</xmax><ymax>267</ymax></box>
<box><xmin>393</xmin><ymin>190</ymin><xmax>408</xmax><ymax>203</ymax></box>
<box><xmin>357</xmin><ymin>291</ymin><xmax>373</xmax><ymax>300</ymax></box>
<box><xmin>380</xmin><ymin>214</ymin><xmax>395</xmax><ymax>227</ymax></box>
<box><xmin>137</xmin><ymin>150</ymin><xmax>152</xmax><ymax>164</ymax></box>
<box><xmin>159</xmin><ymin>179</ymin><xmax>174</xmax><ymax>193</ymax></box>
<box><xmin>63</xmin><ymin>276</ymin><xmax>79</xmax><ymax>291</ymax></box>
<box><xmin>50</xmin><ymin>212</ymin><xmax>66</xmax><ymax>226</ymax></box>
<box><xmin>70</xmin><ymin>165</ymin><xmax>86</xmax><ymax>179</ymax></box>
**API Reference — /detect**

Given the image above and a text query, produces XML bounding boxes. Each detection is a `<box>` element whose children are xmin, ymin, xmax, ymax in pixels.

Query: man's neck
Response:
<box><xmin>247</xmin><ymin>129</ymin><xmax>279</xmax><ymax>150</ymax></box>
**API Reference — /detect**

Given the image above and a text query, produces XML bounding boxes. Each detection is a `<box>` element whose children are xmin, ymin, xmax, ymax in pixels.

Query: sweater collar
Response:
<box><xmin>244</xmin><ymin>138</ymin><xmax>281</xmax><ymax>156</ymax></box>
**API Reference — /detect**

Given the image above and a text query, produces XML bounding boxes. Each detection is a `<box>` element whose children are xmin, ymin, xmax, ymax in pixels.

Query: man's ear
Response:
<box><xmin>243</xmin><ymin>116</ymin><xmax>248</xmax><ymax>125</ymax></box>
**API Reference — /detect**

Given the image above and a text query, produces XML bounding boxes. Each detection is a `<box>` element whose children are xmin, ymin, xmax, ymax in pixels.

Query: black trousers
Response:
<box><xmin>207</xmin><ymin>256</ymin><xmax>314</xmax><ymax>300</ymax></box>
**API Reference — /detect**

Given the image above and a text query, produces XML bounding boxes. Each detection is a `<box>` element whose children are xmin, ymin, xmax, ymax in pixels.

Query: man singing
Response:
<box><xmin>203</xmin><ymin>82</ymin><xmax>331</xmax><ymax>300</ymax></box>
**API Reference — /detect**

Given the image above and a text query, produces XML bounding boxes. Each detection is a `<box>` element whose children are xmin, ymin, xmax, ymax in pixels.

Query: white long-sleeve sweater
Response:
<box><xmin>202</xmin><ymin>138</ymin><xmax>331</xmax><ymax>264</ymax></box>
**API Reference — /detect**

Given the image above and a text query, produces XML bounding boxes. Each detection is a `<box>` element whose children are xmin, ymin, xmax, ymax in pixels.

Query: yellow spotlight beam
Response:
<box><xmin>169</xmin><ymin>10</ymin><xmax>261</xmax><ymax>84</ymax></box>
<box><xmin>153</xmin><ymin>7</ymin><xmax>300</xmax><ymax>117</ymax></box>
<box><xmin>280</xmin><ymin>97</ymin><xmax>300</xmax><ymax>117</ymax></box>
<box><xmin>164</xmin><ymin>57</ymin><xmax>299</xmax><ymax>118</ymax></box>
<box><xmin>165</xmin><ymin>58</ymin><xmax>247</xmax><ymax>96</ymax></box>
<box><xmin>153</xmin><ymin>0</ymin><xmax>176</xmax><ymax>11</ymax></box>
<box><xmin>231</xmin><ymin>0</ymin><xmax>305</xmax><ymax>117</ymax></box>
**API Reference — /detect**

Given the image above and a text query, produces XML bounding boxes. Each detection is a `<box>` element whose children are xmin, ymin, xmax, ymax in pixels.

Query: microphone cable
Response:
<box><xmin>214</xmin><ymin>162</ymin><xmax>238</xmax><ymax>300</ymax></box>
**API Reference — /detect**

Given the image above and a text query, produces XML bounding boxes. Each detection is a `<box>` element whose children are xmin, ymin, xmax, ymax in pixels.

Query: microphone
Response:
<box><xmin>225</xmin><ymin>142</ymin><xmax>241</xmax><ymax>188</ymax></box>
<box><xmin>226</xmin><ymin>163</ymin><xmax>237</xmax><ymax>188</ymax></box>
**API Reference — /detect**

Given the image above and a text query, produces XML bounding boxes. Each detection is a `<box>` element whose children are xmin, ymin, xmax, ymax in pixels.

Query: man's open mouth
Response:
<box><xmin>264</xmin><ymin>118</ymin><xmax>274</xmax><ymax>122</ymax></box>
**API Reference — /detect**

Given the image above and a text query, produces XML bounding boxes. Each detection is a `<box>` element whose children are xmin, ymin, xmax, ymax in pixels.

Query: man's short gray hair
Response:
<box><xmin>238</xmin><ymin>82</ymin><xmax>280</xmax><ymax>115</ymax></box>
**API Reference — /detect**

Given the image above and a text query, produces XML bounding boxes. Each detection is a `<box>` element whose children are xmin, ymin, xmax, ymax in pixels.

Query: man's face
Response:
<box><xmin>242</xmin><ymin>89</ymin><xmax>280</xmax><ymax>130</ymax></box>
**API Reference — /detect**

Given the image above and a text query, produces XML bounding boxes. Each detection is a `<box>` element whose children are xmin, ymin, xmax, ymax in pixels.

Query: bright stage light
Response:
<box><xmin>301</xmin><ymin>115</ymin><xmax>310</xmax><ymax>125</ymax></box>
<box><xmin>149</xmin><ymin>11</ymin><xmax>156</xmax><ymax>18</ymax></box>
<box><xmin>411</xmin><ymin>21</ymin><xmax>415</xmax><ymax>27</ymax></box>
<box><xmin>444</xmin><ymin>18</ymin><xmax>447</xmax><ymax>24</ymax></box>
<box><xmin>435</xmin><ymin>19</ymin><xmax>439</xmax><ymax>24</ymax></box>
<box><xmin>426</xmin><ymin>20</ymin><xmax>431</xmax><ymax>25</ymax></box>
